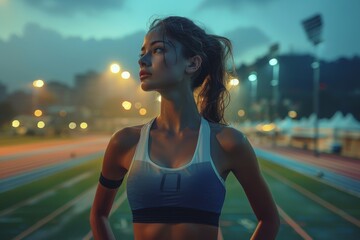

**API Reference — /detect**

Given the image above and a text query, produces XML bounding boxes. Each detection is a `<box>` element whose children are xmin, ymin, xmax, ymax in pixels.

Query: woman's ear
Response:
<box><xmin>185</xmin><ymin>55</ymin><xmax>202</xmax><ymax>74</ymax></box>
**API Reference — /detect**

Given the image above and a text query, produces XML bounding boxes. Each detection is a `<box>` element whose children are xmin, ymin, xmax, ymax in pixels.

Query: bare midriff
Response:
<box><xmin>133</xmin><ymin>223</ymin><xmax>219</xmax><ymax>240</ymax></box>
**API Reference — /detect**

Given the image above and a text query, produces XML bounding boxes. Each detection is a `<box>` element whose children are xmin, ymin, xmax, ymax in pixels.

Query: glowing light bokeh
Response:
<box><xmin>12</xmin><ymin>120</ymin><xmax>20</xmax><ymax>128</ymax></box>
<box><xmin>110</xmin><ymin>63</ymin><xmax>120</xmax><ymax>73</ymax></box>
<box><xmin>288</xmin><ymin>110</ymin><xmax>297</xmax><ymax>118</ymax></box>
<box><xmin>33</xmin><ymin>79</ymin><xmax>44</xmax><ymax>88</ymax></box>
<box><xmin>122</xmin><ymin>101</ymin><xmax>132</xmax><ymax>110</ymax></box>
<box><xmin>229</xmin><ymin>78</ymin><xmax>239</xmax><ymax>86</ymax></box>
<box><xmin>256</xmin><ymin>123</ymin><xmax>276</xmax><ymax>132</ymax></box>
<box><xmin>139</xmin><ymin>108</ymin><xmax>147</xmax><ymax>115</ymax></box>
<box><xmin>237</xmin><ymin>109</ymin><xmax>245</xmax><ymax>117</ymax></box>
<box><xmin>80</xmin><ymin>122</ymin><xmax>88</xmax><ymax>129</ymax></box>
<box><xmin>34</xmin><ymin>109</ymin><xmax>43</xmax><ymax>117</ymax></box>
<box><xmin>269</xmin><ymin>58</ymin><xmax>278</xmax><ymax>66</ymax></box>
<box><xmin>121</xmin><ymin>71</ymin><xmax>131</xmax><ymax>79</ymax></box>
<box><xmin>69</xmin><ymin>122</ymin><xmax>77</xmax><ymax>129</ymax></box>
<box><xmin>248</xmin><ymin>73</ymin><xmax>257</xmax><ymax>82</ymax></box>
<box><xmin>37</xmin><ymin>121</ymin><xmax>45</xmax><ymax>128</ymax></box>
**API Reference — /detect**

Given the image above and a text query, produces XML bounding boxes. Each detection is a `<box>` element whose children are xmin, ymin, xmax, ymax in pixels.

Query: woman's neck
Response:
<box><xmin>155</xmin><ymin>91</ymin><xmax>201</xmax><ymax>134</ymax></box>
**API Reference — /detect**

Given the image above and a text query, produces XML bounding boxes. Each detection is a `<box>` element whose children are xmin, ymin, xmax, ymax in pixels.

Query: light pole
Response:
<box><xmin>248</xmin><ymin>72</ymin><xmax>257</xmax><ymax>101</ymax></box>
<box><xmin>269</xmin><ymin>58</ymin><xmax>280</xmax><ymax>120</ymax></box>
<box><xmin>302</xmin><ymin>14</ymin><xmax>323</xmax><ymax>157</ymax></box>
<box><xmin>32</xmin><ymin>79</ymin><xmax>44</xmax><ymax>111</ymax></box>
<box><xmin>248</xmin><ymin>72</ymin><xmax>257</xmax><ymax>121</ymax></box>
<box><xmin>269</xmin><ymin>58</ymin><xmax>280</xmax><ymax>147</ymax></box>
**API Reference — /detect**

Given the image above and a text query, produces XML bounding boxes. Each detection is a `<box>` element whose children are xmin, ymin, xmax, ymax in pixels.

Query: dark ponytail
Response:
<box><xmin>148</xmin><ymin>16</ymin><xmax>236</xmax><ymax>125</ymax></box>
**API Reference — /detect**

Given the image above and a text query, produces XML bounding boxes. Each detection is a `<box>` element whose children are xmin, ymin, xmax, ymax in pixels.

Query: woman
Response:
<box><xmin>90</xmin><ymin>16</ymin><xmax>280</xmax><ymax>240</ymax></box>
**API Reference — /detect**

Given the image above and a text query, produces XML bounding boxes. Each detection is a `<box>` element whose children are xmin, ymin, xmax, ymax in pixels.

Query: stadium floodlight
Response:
<box><xmin>302</xmin><ymin>14</ymin><xmax>323</xmax><ymax>157</ymax></box>
<box><xmin>248</xmin><ymin>72</ymin><xmax>257</xmax><ymax>82</ymax></box>
<box><xmin>302</xmin><ymin>14</ymin><xmax>323</xmax><ymax>46</ymax></box>
<box><xmin>269</xmin><ymin>58</ymin><xmax>277</xmax><ymax>66</ymax></box>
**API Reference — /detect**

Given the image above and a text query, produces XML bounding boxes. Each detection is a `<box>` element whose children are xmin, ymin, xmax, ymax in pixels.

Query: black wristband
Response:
<box><xmin>99</xmin><ymin>172</ymin><xmax>123</xmax><ymax>189</ymax></box>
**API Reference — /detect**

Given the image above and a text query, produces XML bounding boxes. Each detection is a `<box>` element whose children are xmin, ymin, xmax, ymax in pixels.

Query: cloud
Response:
<box><xmin>223</xmin><ymin>26</ymin><xmax>271</xmax><ymax>62</ymax></box>
<box><xmin>0</xmin><ymin>23</ymin><xmax>273</xmax><ymax>92</ymax></box>
<box><xmin>0</xmin><ymin>23</ymin><xmax>145</xmax><ymax>92</ymax></box>
<box><xmin>22</xmin><ymin>0</ymin><xmax>124</xmax><ymax>16</ymax></box>
<box><xmin>197</xmin><ymin>0</ymin><xmax>274</xmax><ymax>10</ymax></box>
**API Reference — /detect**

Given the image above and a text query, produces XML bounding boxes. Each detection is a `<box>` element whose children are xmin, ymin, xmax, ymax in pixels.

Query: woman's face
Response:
<box><xmin>138</xmin><ymin>28</ymin><xmax>189</xmax><ymax>92</ymax></box>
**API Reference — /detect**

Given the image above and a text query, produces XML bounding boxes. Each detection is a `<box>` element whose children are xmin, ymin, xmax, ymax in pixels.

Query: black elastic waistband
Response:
<box><xmin>132</xmin><ymin>207</ymin><xmax>220</xmax><ymax>227</ymax></box>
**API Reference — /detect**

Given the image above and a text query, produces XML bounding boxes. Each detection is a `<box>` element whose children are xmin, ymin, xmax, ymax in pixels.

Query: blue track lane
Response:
<box><xmin>255</xmin><ymin>148</ymin><xmax>360</xmax><ymax>196</ymax></box>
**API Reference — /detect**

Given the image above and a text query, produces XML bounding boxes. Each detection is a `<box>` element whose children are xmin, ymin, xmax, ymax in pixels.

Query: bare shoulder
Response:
<box><xmin>101</xmin><ymin>123</ymin><xmax>146</xmax><ymax>179</ymax></box>
<box><xmin>109</xmin><ymin>124</ymin><xmax>144</xmax><ymax>150</ymax></box>
<box><xmin>208</xmin><ymin>121</ymin><xmax>256</xmax><ymax>172</ymax></box>
<box><xmin>208</xmin><ymin>121</ymin><xmax>248</xmax><ymax>152</ymax></box>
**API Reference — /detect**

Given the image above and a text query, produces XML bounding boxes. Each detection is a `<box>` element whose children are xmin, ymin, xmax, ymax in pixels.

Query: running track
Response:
<box><xmin>253</xmin><ymin>143</ymin><xmax>360</xmax><ymax>196</ymax></box>
<box><xmin>0</xmin><ymin>136</ymin><xmax>109</xmax><ymax>192</ymax></box>
<box><xmin>1</xmin><ymin>136</ymin><xmax>359</xmax><ymax>239</ymax></box>
<box><xmin>1</xmin><ymin>136</ymin><xmax>359</xmax><ymax>195</ymax></box>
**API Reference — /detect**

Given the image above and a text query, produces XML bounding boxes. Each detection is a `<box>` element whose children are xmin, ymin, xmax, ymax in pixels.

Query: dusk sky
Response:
<box><xmin>1</xmin><ymin>0</ymin><xmax>359</xmax><ymax>92</ymax></box>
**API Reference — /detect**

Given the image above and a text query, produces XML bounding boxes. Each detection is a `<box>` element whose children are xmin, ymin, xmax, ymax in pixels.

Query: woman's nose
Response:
<box><xmin>138</xmin><ymin>53</ymin><xmax>151</xmax><ymax>67</ymax></box>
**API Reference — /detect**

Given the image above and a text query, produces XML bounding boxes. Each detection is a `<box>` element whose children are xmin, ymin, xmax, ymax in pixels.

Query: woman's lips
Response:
<box><xmin>139</xmin><ymin>70</ymin><xmax>152</xmax><ymax>81</ymax></box>
<box><xmin>139</xmin><ymin>74</ymin><xmax>152</xmax><ymax>80</ymax></box>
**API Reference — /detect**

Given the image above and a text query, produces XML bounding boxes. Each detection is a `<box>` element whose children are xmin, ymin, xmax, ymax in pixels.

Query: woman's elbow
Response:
<box><xmin>267</xmin><ymin>205</ymin><xmax>281</xmax><ymax>229</ymax></box>
<box><xmin>89</xmin><ymin>208</ymin><xmax>98</xmax><ymax>229</ymax></box>
<box><xmin>267</xmin><ymin>214</ymin><xmax>281</xmax><ymax>234</ymax></box>
<box><xmin>261</xmin><ymin>213</ymin><xmax>281</xmax><ymax>233</ymax></box>
<box><xmin>269</xmin><ymin>211</ymin><xmax>281</xmax><ymax>230</ymax></box>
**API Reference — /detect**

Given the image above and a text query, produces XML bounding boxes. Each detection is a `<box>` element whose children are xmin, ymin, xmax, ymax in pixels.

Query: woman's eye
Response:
<box><xmin>138</xmin><ymin>47</ymin><xmax>164</xmax><ymax>58</ymax></box>
<box><xmin>153</xmin><ymin>48</ymin><xmax>164</xmax><ymax>54</ymax></box>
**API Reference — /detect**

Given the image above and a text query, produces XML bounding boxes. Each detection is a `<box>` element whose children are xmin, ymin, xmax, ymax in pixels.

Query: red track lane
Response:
<box><xmin>0</xmin><ymin>135</ymin><xmax>110</xmax><ymax>179</ymax></box>
<box><xmin>0</xmin><ymin>135</ymin><xmax>109</xmax><ymax>157</ymax></box>
<box><xmin>255</xmin><ymin>143</ymin><xmax>360</xmax><ymax>181</ymax></box>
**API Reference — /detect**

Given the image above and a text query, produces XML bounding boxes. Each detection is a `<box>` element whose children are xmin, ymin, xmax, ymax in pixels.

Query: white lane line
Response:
<box><xmin>0</xmin><ymin>172</ymin><xmax>92</xmax><ymax>217</ymax></box>
<box><xmin>82</xmin><ymin>190</ymin><xmax>128</xmax><ymax>240</ymax></box>
<box><xmin>276</xmin><ymin>204</ymin><xmax>313</xmax><ymax>240</ymax></box>
<box><xmin>237</xmin><ymin>218</ymin><xmax>256</xmax><ymax>230</ymax></box>
<box><xmin>263</xmin><ymin>167</ymin><xmax>360</xmax><ymax>228</ymax></box>
<box><xmin>12</xmin><ymin>185</ymin><xmax>97</xmax><ymax>240</ymax></box>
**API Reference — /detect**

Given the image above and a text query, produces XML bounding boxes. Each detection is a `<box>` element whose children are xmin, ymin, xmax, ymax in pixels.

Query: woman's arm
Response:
<box><xmin>90</xmin><ymin>128</ymin><xmax>133</xmax><ymax>240</ymax></box>
<box><xmin>225</xmin><ymin>130</ymin><xmax>280</xmax><ymax>240</ymax></box>
<box><xmin>90</xmin><ymin>185</ymin><xmax>119</xmax><ymax>240</ymax></box>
